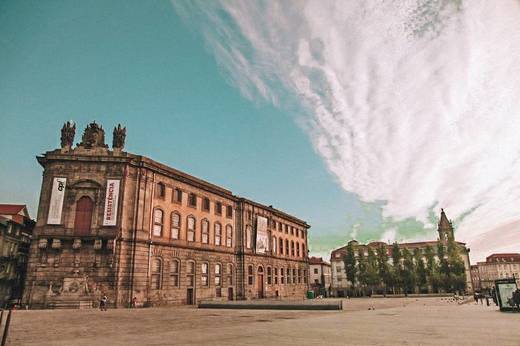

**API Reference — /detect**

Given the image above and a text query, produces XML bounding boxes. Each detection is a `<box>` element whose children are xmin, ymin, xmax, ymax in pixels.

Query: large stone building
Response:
<box><xmin>0</xmin><ymin>204</ymin><xmax>34</xmax><ymax>306</ymax></box>
<box><xmin>330</xmin><ymin>209</ymin><xmax>472</xmax><ymax>296</ymax></box>
<box><xmin>471</xmin><ymin>253</ymin><xmax>520</xmax><ymax>291</ymax></box>
<box><xmin>23</xmin><ymin>122</ymin><xmax>310</xmax><ymax>308</ymax></box>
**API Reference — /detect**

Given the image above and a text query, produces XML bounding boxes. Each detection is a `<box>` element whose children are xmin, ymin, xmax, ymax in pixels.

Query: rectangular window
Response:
<box><xmin>226</xmin><ymin>205</ymin><xmax>233</xmax><ymax>218</ymax></box>
<box><xmin>202</xmin><ymin>220</ymin><xmax>209</xmax><ymax>244</ymax></box>
<box><xmin>188</xmin><ymin>193</ymin><xmax>197</xmax><ymax>207</ymax></box>
<box><xmin>304</xmin><ymin>270</ymin><xmax>308</xmax><ymax>284</ymax></box>
<box><xmin>281</xmin><ymin>268</ymin><xmax>285</xmax><ymax>284</ymax></box>
<box><xmin>215</xmin><ymin>202</ymin><xmax>222</xmax><ymax>215</ymax></box>
<box><xmin>274</xmin><ymin>268</ymin><xmax>278</xmax><ymax>284</ymax></box>
<box><xmin>298</xmin><ymin>269</ymin><xmax>302</xmax><ymax>284</ymax></box>
<box><xmin>173</xmin><ymin>188</ymin><xmax>182</xmax><ymax>203</ymax></box>
<box><xmin>267</xmin><ymin>267</ymin><xmax>272</xmax><ymax>285</ymax></box>
<box><xmin>203</xmin><ymin>197</ymin><xmax>210</xmax><ymax>211</ymax></box>
<box><xmin>156</xmin><ymin>183</ymin><xmax>166</xmax><ymax>198</ymax></box>
<box><xmin>314</xmin><ymin>268</ymin><xmax>319</xmax><ymax>274</ymax></box>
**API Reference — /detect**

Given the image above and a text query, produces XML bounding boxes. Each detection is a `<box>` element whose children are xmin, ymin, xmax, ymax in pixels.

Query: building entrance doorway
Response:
<box><xmin>187</xmin><ymin>288</ymin><xmax>195</xmax><ymax>305</ymax></box>
<box><xmin>228</xmin><ymin>287</ymin><xmax>233</xmax><ymax>301</ymax></box>
<box><xmin>257</xmin><ymin>266</ymin><xmax>264</xmax><ymax>298</ymax></box>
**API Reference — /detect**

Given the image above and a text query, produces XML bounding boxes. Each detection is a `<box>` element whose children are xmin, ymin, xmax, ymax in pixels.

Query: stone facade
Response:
<box><xmin>23</xmin><ymin>122</ymin><xmax>310</xmax><ymax>308</ymax></box>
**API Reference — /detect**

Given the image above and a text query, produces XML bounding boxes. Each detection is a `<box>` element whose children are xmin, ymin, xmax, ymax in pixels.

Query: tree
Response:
<box><xmin>402</xmin><ymin>248</ymin><xmax>416</xmax><ymax>295</ymax></box>
<box><xmin>344</xmin><ymin>242</ymin><xmax>357</xmax><ymax>295</ymax></box>
<box><xmin>377</xmin><ymin>244</ymin><xmax>392</xmax><ymax>295</ymax></box>
<box><xmin>357</xmin><ymin>250</ymin><xmax>368</xmax><ymax>296</ymax></box>
<box><xmin>366</xmin><ymin>247</ymin><xmax>380</xmax><ymax>296</ymax></box>
<box><xmin>424</xmin><ymin>245</ymin><xmax>439</xmax><ymax>293</ymax></box>
<box><xmin>447</xmin><ymin>239</ymin><xmax>467</xmax><ymax>293</ymax></box>
<box><xmin>437</xmin><ymin>242</ymin><xmax>451</xmax><ymax>292</ymax></box>
<box><xmin>414</xmin><ymin>248</ymin><xmax>427</xmax><ymax>293</ymax></box>
<box><xmin>391</xmin><ymin>243</ymin><xmax>402</xmax><ymax>294</ymax></box>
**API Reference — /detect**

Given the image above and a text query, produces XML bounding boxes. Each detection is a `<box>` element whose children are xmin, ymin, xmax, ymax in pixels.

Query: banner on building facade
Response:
<box><xmin>47</xmin><ymin>177</ymin><xmax>67</xmax><ymax>224</ymax></box>
<box><xmin>103</xmin><ymin>179</ymin><xmax>120</xmax><ymax>226</ymax></box>
<box><xmin>255</xmin><ymin>216</ymin><xmax>268</xmax><ymax>253</ymax></box>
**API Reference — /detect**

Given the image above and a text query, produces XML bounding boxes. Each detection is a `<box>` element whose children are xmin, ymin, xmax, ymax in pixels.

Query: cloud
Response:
<box><xmin>173</xmin><ymin>0</ymin><xmax>520</xmax><ymax>261</ymax></box>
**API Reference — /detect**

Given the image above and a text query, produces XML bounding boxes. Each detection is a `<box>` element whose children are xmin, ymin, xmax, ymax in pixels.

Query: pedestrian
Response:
<box><xmin>474</xmin><ymin>292</ymin><xmax>479</xmax><ymax>305</ymax></box>
<box><xmin>132</xmin><ymin>297</ymin><xmax>137</xmax><ymax>308</ymax></box>
<box><xmin>100</xmin><ymin>294</ymin><xmax>108</xmax><ymax>311</ymax></box>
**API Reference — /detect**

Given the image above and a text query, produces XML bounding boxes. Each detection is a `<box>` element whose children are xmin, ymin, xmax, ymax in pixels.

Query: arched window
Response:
<box><xmin>201</xmin><ymin>262</ymin><xmax>209</xmax><ymax>286</ymax></box>
<box><xmin>214</xmin><ymin>222</ymin><xmax>222</xmax><ymax>246</ymax></box>
<box><xmin>170</xmin><ymin>259</ymin><xmax>180</xmax><ymax>287</ymax></box>
<box><xmin>74</xmin><ymin>196</ymin><xmax>94</xmax><ymax>236</ymax></box>
<box><xmin>151</xmin><ymin>257</ymin><xmax>162</xmax><ymax>289</ymax></box>
<box><xmin>285</xmin><ymin>239</ymin><xmax>289</xmax><ymax>256</ymax></box>
<box><xmin>296</xmin><ymin>242</ymin><xmax>300</xmax><ymax>257</ymax></box>
<box><xmin>215</xmin><ymin>263</ymin><xmax>222</xmax><ymax>286</ymax></box>
<box><xmin>187</xmin><ymin>260</ymin><xmax>195</xmax><ymax>287</ymax></box>
<box><xmin>187</xmin><ymin>216</ymin><xmax>196</xmax><ymax>242</ymax></box>
<box><xmin>153</xmin><ymin>208</ymin><xmax>163</xmax><ymax>237</ymax></box>
<box><xmin>227</xmin><ymin>263</ymin><xmax>233</xmax><ymax>285</ymax></box>
<box><xmin>215</xmin><ymin>263</ymin><xmax>222</xmax><ymax>297</ymax></box>
<box><xmin>201</xmin><ymin>219</ymin><xmax>209</xmax><ymax>244</ymax></box>
<box><xmin>226</xmin><ymin>225</ymin><xmax>233</xmax><ymax>247</ymax></box>
<box><xmin>279</xmin><ymin>238</ymin><xmax>284</xmax><ymax>256</ymax></box>
<box><xmin>267</xmin><ymin>266</ymin><xmax>272</xmax><ymax>285</ymax></box>
<box><xmin>246</xmin><ymin>226</ymin><xmax>252</xmax><ymax>249</ymax></box>
<box><xmin>171</xmin><ymin>212</ymin><xmax>180</xmax><ymax>239</ymax></box>
<box><xmin>272</xmin><ymin>236</ymin><xmax>277</xmax><ymax>255</ymax></box>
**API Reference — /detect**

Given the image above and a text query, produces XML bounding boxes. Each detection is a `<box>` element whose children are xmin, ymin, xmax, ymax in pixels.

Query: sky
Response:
<box><xmin>1</xmin><ymin>0</ymin><xmax>519</xmax><ymax>262</ymax></box>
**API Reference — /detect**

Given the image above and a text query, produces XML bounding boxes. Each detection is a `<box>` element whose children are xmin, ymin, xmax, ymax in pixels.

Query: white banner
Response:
<box><xmin>103</xmin><ymin>179</ymin><xmax>120</xmax><ymax>226</ymax></box>
<box><xmin>255</xmin><ymin>216</ymin><xmax>268</xmax><ymax>253</ymax></box>
<box><xmin>47</xmin><ymin>177</ymin><xmax>66</xmax><ymax>224</ymax></box>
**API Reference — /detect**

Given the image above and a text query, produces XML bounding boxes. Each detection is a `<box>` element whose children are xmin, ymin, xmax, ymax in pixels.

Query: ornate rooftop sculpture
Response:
<box><xmin>112</xmin><ymin>124</ymin><xmax>126</xmax><ymax>149</ymax></box>
<box><xmin>60</xmin><ymin>121</ymin><xmax>76</xmax><ymax>148</ymax></box>
<box><xmin>79</xmin><ymin>122</ymin><xmax>107</xmax><ymax>149</ymax></box>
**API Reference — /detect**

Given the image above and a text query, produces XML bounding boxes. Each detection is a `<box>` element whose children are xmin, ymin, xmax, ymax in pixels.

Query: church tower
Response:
<box><xmin>438</xmin><ymin>208</ymin><xmax>454</xmax><ymax>243</ymax></box>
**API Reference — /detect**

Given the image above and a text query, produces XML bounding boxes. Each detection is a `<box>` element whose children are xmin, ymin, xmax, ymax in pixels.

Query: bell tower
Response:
<box><xmin>438</xmin><ymin>209</ymin><xmax>454</xmax><ymax>243</ymax></box>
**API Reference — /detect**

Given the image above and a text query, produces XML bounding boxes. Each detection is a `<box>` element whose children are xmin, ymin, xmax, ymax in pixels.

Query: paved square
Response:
<box><xmin>8</xmin><ymin>298</ymin><xmax>520</xmax><ymax>345</ymax></box>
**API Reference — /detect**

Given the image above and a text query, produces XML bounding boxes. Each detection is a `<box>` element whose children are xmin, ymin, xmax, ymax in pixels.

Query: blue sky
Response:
<box><xmin>0</xmin><ymin>0</ymin><xmax>373</xmax><ymax>256</ymax></box>
<box><xmin>2</xmin><ymin>1</ymin><xmax>519</xmax><ymax>261</ymax></box>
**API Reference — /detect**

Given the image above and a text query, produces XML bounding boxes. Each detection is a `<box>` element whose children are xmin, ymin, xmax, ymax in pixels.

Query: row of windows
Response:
<box><xmin>244</xmin><ymin>211</ymin><xmax>306</xmax><ymax>240</ymax></box>
<box><xmin>153</xmin><ymin>209</ymin><xmax>233</xmax><ymax>247</ymax></box>
<box><xmin>156</xmin><ymin>183</ymin><xmax>233</xmax><ymax>218</ymax></box>
<box><xmin>246</xmin><ymin>265</ymin><xmax>308</xmax><ymax>285</ymax></box>
<box><xmin>150</xmin><ymin>258</ymin><xmax>234</xmax><ymax>290</ymax></box>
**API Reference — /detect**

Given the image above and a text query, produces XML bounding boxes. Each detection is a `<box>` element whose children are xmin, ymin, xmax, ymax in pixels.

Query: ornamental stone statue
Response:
<box><xmin>112</xmin><ymin>124</ymin><xmax>126</xmax><ymax>149</ymax></box>
<box><xmin>79</xmin><ymin>121</ymin><xmax>107</xmax><ymax>149</ymax></box>
<box><xmin>60</xmin><ymin>121</ymin><xmax>76</xmax><ymax>148</ymax></box>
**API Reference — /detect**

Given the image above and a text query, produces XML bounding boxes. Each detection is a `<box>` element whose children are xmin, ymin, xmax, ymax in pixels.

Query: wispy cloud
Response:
<box><xmin>173</xmin><ymin>0</ymin><xmax>520</xmax><ymax>261</ymax></box>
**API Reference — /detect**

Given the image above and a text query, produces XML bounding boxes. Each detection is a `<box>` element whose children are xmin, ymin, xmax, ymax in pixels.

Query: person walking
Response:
<box><xmin>100</xmin><ymin>295</ymin><xmax>108</xmax><ymax>311</ymax></box>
